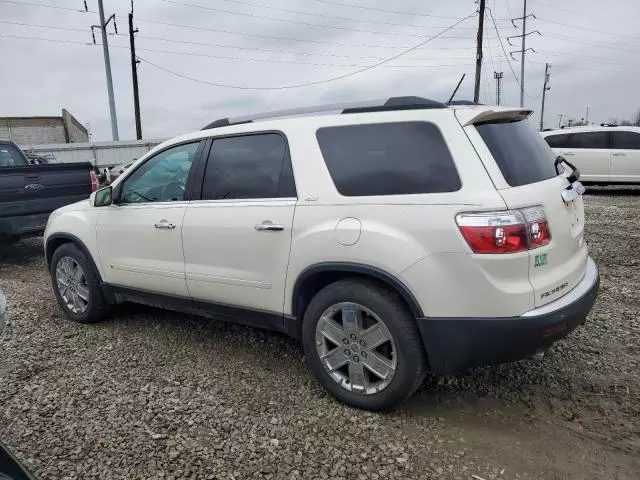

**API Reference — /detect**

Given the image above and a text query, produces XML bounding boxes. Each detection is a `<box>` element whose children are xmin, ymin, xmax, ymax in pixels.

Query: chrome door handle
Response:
<box><xmin>255</xmin><ymin>221</ymin><xmax>284</xmax><ymax>231</ymax></box>
<box><xmin>562</xmin><ymin>152</ymin><xmax>575</xmax><ymax>156</ymax></box>
<box><xmin>154</xmin><ymin>221</ymin><xmax>176</xmax><ymax>230</ymax></box>
<box><xmin>612</xmin><ymin>152</ymin><xmax>626</xmax><ymax>157</ymax></box>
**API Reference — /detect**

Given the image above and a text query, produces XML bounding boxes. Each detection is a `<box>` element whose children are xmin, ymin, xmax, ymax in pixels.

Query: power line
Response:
<box><xmin>303</xmin><ymin>0</ymin><xmax>469</xmax><ymax>20</ymax></box>
<box><xmin>541</xmin><ymin>33</ymin><xmax>640</xmax><ymax>54</ymax></box>
<box><xmin>117</xmin><ymin>33</ymin><xmax>477</xmax><ymax>60</ymax></box>
<box><xmin>136</xmin><ymin>13</ymin><xmax>477</xmax><ymax>91</ymax></box>
<box><xmin>0</xmin><ymin>0</ymin><xmax>91</xmax><ymax>12</ymax></box>
<box><xmin>160</xmin><ymin>0</ymin><xmax>479</xmax><ymax>37</ymax></box>
<box><xmin>0</xmin><ymin>19</ymin><xmax>87</xmax><ymax>32</ymax></box>
<box><xmin>536</xmin><ymin>17</ymin><xmax>640</xmax><ymax>41</ymax></box>
<box><xmin>134</xmin><ymin>17</ymin><xmax>479</xmax><ymax>49</ymax></box>
<box><xmin>201</xmin><ymin>0</ymin><xmax>462</xmax><ymax>29</ymax></box>
<box><xmin>0</xmin><ymin>33</ymin><xmax>91</xmax><ymax>45</ymax></box>
<box><xmin>486</xmin><ymin>7</ymin><xmax>518</xmax><ymax>82</ymax></box>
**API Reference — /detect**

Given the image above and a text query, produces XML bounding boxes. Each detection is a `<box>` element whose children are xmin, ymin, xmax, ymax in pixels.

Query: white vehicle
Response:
<box><xmin>542</xmin><ymin>126</ymin><xmax>640</xmax><ymax>184</ymax></box>
<box><xmin>44</xmin><ymin>97</ymin><xmax>599</xmax><ymax>410</ymax></box>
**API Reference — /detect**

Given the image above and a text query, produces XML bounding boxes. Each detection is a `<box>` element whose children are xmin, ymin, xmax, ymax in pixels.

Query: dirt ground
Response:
<box><xmin>0</xmin><ymin>186</ymin><xmax>638</xmax><ymax>480</ymax></box>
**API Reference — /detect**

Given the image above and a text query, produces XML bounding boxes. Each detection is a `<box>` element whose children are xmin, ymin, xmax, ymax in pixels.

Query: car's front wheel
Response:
<box><xmin>302</xmin><ymin>279</ymin><xmax>427</xmax><ymax>411</ymax></box>
<box><xmin>50</xmin><ymin>243</ymin><xmax>109</xmax><ymax>323</ymax></box>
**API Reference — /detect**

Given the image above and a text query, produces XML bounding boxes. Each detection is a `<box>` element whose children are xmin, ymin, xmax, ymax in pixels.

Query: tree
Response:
<box><xmin>632</xmin><ymin>108</ymin><xmax>640</xmax><ymax>127</ymax></box>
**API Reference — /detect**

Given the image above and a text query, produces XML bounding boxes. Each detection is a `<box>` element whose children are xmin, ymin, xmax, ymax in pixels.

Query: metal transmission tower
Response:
<box><xmin>91</xmin><ymin>0</ymin><xmax>120</xmax><ymax>140</ymax></box>
<box><xmin>494</xmin><ymin>71</ymin><xmax>503</xmax><ymax>105</ymax></box>
<box><xmin>507</xmin><ymin>0</ymin><xmax>539</xmax><ymax>107</ymax></box>
<box><xmin>539</xmin><ymin>63</ymin><xmax>551</xmax><ymax>131</ymax></box>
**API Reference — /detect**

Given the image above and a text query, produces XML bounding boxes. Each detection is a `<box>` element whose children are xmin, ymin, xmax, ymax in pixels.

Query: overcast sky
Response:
<box><xmin>1</xmin><ymin>0</ymin><xmax>639</xmax><ymax>141</ymax></box>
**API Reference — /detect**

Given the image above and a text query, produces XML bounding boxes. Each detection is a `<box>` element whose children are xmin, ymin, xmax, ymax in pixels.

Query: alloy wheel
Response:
<box><xmin>55</xmin><ymin>256</ymin><xmax>90</xmax><ymax>314</ymax></box>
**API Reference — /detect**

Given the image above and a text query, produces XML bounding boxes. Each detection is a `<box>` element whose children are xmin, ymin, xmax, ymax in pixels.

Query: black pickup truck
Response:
<box><xmin>0</xmin><ymin>140</ymin><xmax>97</xmax><ymax>244</ymax></box>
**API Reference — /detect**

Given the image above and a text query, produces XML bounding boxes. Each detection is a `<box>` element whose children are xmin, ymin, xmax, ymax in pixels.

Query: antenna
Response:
<box><xmin>447</xmin><ymin>74</ymin><xmax>466</xmax><ymax>104</ymax></box>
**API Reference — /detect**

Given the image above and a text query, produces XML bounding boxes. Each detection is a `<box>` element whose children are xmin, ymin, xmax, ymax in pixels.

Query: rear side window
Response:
<box><xmin>475</xmin><ymin>119</ymin><xmax>556</xmax><ymax>187</ymax></box>
<box><xmin>316</xmin><ymin>122</ymin><xmax>461</xmax><ymax>196</ymax></box>
<box><xmin>544</xmin><ymin>133</ymin><xmax>569</xmax><ymax>148</ymax></box>
<box><xmin>202</xmin><ymin>133</ymin><xmax>296</xmax><ymax>200</ymax></box>
<box><xmin>565</xmin><ymin>132</ymin><xmax>607</xmax><ymax>149</ymax></box>
<box><xmin>612</xmin><ymin>131</ymin><xmax>640</xmax><ymax>149</ymax></box>
<box><xmin>0</xmin><ymin>143</ymin><xmax>28</xmax><ymax>167</ymax></box>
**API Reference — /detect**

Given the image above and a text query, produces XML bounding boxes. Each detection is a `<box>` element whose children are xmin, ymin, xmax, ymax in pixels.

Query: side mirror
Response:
<box><xmin>94</xmin><ymin>186</ymin><xmax>113</xmax><ymax>207</ymax></box>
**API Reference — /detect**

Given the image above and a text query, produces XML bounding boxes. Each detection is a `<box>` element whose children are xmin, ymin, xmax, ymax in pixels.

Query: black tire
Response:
<box><xmin>302</xmin><ymin>279</ymin><xmax>428</xmax><ymax>411</ymax></box>
<box><xmin>50</xmin><ymin>242</ymin><xmax>110</xmax><ymax>323</ymax></box>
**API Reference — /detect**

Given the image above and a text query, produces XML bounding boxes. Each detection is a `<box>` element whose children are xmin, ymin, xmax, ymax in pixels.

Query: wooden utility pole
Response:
<box><xmin>539</xmin><ymin>63</ymin><xmax>551</xmax><ymax>131</ymax></box>
<box><xmin>473</xmin><ymin>0</ymin><xmax>486</xmax><ymax>103</ymax></box>
<box><xmin>129</xmin><ymin>3</ymin><xmax>142</xmax><ymax>140</ymax></box>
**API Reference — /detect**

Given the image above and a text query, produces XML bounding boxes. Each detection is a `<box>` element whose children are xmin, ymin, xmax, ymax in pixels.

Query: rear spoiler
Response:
<box><xmin>454</xmin><ymin>107</ymin><xmax>534</xmax><ymax>126</ymax></box>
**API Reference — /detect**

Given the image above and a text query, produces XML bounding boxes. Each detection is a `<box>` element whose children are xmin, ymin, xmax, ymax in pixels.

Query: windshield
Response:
<box><xmin>0</xmin><ymin>143</ymin><xmax>28</xmax><ymax>167</ymax></box>
<box><xmin>475</xmin><ymin>118</ymin><xmax>557</xmax><ymax>187</ymax></box>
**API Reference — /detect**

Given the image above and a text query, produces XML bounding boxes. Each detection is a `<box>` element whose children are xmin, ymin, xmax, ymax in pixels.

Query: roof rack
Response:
<box><xmin>201</xmin><ymin>96</ymin><xmax>447</xmax><ymax>130</ymax></box>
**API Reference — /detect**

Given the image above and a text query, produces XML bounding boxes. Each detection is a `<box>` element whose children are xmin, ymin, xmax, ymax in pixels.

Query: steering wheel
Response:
<box><xmin>161</xmin><ymin>182</ymin><xmax>185</xmax><ymax>201</ymax></box>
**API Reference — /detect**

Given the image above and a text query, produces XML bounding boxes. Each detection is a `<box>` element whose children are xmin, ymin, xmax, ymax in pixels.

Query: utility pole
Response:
<box><xmin>585</xmin><ymin>106</ymin><xmax>589</xmax><ymax>125</ymax></box>
<box><xmin>508</xmin><ymin>1</ymin><xmax>539</xmax><ymax>108</ymax></box>
<box><xmin>494</xmin><ymin>71</ymin><xmax>503</xmax><ymax>105</ymax></box>
<box><xmin>558</xmin><ymin>114</ymin><xmax>565</xmax><ymax>128</ymax></box>
<box><xmin>473</xmin><ymin>0</ymin><xmax>486</xmax><ymax>103</ymax></box>
<box><xmin>129</xmin><ymin>1</ymin><xmax>142</xmax><ymax>139</ymax></box>
<box><xmin>93</xmin><ymin>0</ymin><xmax>119</xmax><ymax>140</ymax></box>
<box><xmin>539</xmin><ymin>63</ymin><xmax>551</xmax><ymax>131</ymax></box>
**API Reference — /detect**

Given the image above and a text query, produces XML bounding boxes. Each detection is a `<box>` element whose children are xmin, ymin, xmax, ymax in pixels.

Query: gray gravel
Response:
<box><xmin>1</xmin><ymin>187</ymin><xmax>639</xmax><ymax>480</ymax></box>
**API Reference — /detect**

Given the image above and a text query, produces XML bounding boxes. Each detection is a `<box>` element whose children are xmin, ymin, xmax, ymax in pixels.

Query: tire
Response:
<box><xmin>302</xmin><ymin>279</ymin><xmax>427</xmax><ymax>411</ymax></box>
<box><xmin>50</xmin><ymin>242</ymin><xmax>110</xmax><ymax>323</ymax></box>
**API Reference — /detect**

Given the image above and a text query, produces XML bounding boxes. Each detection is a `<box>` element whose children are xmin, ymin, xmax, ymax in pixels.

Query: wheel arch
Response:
<box><xmin>45</xmin><ymin>233</ymin><xmax>104</xmax><ymax>283</ymax></box>
<box><xmin>291</xmin><ymin>262</ymin><xmax>424</xmax><ymax>321</ymax></box>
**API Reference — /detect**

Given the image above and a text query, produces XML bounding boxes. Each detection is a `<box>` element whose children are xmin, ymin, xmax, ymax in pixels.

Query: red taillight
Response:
<box><xmin>90</xmin><ymin>171</ymin><xmax>99</xmax><ymax>193</ymax></box>
<box><xmin>456</xmin><ymin>207</ymin><xmax>551</xmax><ymax>254</ymax></box>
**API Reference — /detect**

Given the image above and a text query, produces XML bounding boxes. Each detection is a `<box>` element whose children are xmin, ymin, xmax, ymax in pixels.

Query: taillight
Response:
<box><xmin>90</xmin><ymin>171</ymin><xmax>99</xmax><ymax>193</ymax></box>
<box><xmin>456</xmin><ymin>207</ymin><xmax>551</xmax><ymax>254</ymax></box>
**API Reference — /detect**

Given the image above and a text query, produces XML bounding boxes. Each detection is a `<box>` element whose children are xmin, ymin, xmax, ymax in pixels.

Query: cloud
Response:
<box><xmin>0</xmin><ymin>0</ymin><xmax>638</xmax><ymax>140</ymax></box>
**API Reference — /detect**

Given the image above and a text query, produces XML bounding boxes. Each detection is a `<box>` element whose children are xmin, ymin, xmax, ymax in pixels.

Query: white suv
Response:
<box><xmin>44</xmin><ymin>97</ymin><xmax>599</xmax><ymax>410</ymax></box>
<box><xmin>542</xmin><ymin>126</ymin><xmax>640</xmax><ymax>184</ymax></box>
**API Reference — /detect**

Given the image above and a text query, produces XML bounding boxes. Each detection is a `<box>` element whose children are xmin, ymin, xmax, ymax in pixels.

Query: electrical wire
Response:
<box><xmin>196</xmin><ymin>0</ymin><xmax>461</xmax><ymax>30</ymax></box>
<box><xmin>540</xmin><ymin>33</ymin><xmax>640</xmax><ymax>54</ymax></box>
<box><xmin>118</xmin><ymin>33</ymin><xmax>477</xmax><ymax>60</ymax></box>
<box><xmin>295</xmin><ymin>0</ymin><xmax>470</xmax><ymax>20</ymax></box>
<box><xmin>160</xmin><ymin>0</ymin><xmax>479</xmax><ymax>37</ymax></box>
<box><xmin>536</xmin><ymin>17</ymin><xmax>640</xmax><ymax>41</ymax></box>
<box><xmin>134</xmin><ymin>17</ymin><xmax>478</xmax><ymax>50</ymax></box>
<box><xmin>0</xmin><ymin>0</ymin><xmax>90</xmax><ymax>12</ymax></box>
<box><xmin>486</xmin><ymin>7</ymin><xmax>519</xmax><ymax>82</ymax></box>
<box><xmin>0</xmin><ymin>19</ymin><xmax>87</xmax><ymax>32</ymax></box>
<box><xmin>135</xmin><ymin>13</ymin><xmax>477</xmax><ymax>91</ymax></box>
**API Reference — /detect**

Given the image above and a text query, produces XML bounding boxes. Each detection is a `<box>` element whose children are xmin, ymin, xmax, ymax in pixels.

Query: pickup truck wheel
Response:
<box><xmin>50</xmin><ymin>243</ymin><xmax>109</xmax><ymax>323</ymax></box>
<box><xmin>302</xmin><ymin>279</ymin><xmax>427</xmax><ymax>411</ymax></box>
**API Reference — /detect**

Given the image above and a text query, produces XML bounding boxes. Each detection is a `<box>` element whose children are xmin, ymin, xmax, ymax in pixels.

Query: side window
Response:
<box><xmin>316</xmin><ymin>122</ymin><xmax>461</xmax><ymax>196</ymax></box>
<box><xmin>0</xmin><ymin>144</ymin><xmax>28</xmax><ymax>167</ymax></box>
<box><xmin>119</xmin><ymin>142</ymin><xmax>200</xmax><ymax>204</ymax></box>
<box><xmin>612</xmin><ymin>131</ymin><xmax>640</xmax><ymax>150</ymax></box>
<box><xmin>201</xmin><ymin>133</ymin><xmax>295</xmax><ymax>200</ymax></box>
<box><xmin>564</xmin><ymin>132</ymin><xmax>607</xmax><ymax>149</ymax></box>
<box><xmin>544</xmin><ymin>134</ymin><xmax>569</xmax><ymax>148</ymax></box>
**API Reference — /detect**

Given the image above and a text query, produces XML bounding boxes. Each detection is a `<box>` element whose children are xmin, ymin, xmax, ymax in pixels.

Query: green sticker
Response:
<box><xmin>534</xmin><ymin>253</ymin><xmax>548</xmax><ymax>267</ymax></box>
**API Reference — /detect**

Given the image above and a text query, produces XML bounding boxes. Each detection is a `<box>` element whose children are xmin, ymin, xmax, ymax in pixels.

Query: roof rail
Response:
<box><xmin>201</xmin><ymin>96</ymin><xmax>447</xmax><ymax>130</ymax></box>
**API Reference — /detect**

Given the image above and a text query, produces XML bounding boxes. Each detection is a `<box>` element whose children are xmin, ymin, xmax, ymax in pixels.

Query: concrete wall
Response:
<box><xmin>62</xmin><ymin>109</ymin><xmax>89</xmax><ymax>143</ymax></box>
<box><xmin>19</xmin><ymin>139</ymin><xmax>167</xmax><ymax>168</ymax></box>
<box><xmin>0</xmin><ymin>117</ymin><xmax>67</xmax><ymax>144</ymax></box>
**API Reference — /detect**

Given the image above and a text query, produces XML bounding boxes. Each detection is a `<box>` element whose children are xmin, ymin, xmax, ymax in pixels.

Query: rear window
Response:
<box><xmin>0</xmin><ymin>143</ymin><xmax>28</xmax><ymax>167</ymax></box>
<box><xmin>316</xmin><ymin>122</ymin><xmax>461</xmax><ymax>197</ymax></box>
<box><xmin>565</xmin><ymin>131</ymin><xmax>608</xmax><ymax>149</ymax></box>
<box><xmin>612</xmin><ymin>131</ymin><xmax>640</xmax><ymax>149</ymax></box>
<box><xmin>475</xmin><ymin>119</ymin><xmax>557</xmax><ymax>187</ymax></box>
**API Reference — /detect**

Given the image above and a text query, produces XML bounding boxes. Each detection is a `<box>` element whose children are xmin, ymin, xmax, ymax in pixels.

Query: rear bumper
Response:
<box><xmin>417</xmin><ymin>257</ymin><xmax>599</xmax><ymax>374</ymax></box>
<box><xmin>0</xmin><ymin>212</ymin><xmax>50</xmax><ymax>237</ymax></box>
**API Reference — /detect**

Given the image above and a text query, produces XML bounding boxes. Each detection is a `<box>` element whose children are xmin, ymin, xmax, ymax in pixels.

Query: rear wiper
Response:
<box><xmin>555</xmin><ymin>156</ymin><xmax>580</xmax><ymax>183</ymax></box>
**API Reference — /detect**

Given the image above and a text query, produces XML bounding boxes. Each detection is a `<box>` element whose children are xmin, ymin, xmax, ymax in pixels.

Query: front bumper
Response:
<box><xmin>417</xmin><ymin>257</ymin><xmax>600</xmax><ymax>374</ymax></box>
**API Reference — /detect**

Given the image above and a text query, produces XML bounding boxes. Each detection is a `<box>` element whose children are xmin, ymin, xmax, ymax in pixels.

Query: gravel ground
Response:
<box><xmin>1</xmin><ymin>187</ymin><xmax>639</xmax><ymax>480</ymax></box>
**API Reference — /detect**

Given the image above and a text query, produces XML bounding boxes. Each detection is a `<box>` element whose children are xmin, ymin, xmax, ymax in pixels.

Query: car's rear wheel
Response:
<box><xmin>50</xmin><ymin>243</ymin><xmax>109</xmax><ymax>323</ymax></box>
<box><xmin>302</xmin><ymin>279</ymin><xmax>427</xmax><ymax>411</ymax></box>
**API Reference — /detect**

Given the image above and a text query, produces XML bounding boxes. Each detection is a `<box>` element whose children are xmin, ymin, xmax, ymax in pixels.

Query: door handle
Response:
<box><xmin>612</xmin><ymin>152</ymin><xmax>626</xmax><ymax>157</ymax></box>
<box><xmin>255</xmin><ymin>221</ymin><xmax>284</xmax><ymax>231</ymax></box>
<box><xmin>154</xmin><ymin>221</ymin><xmax>176</xmax><ymax>230</ymax></box>
<box><xmin>562</xmin><ymin>152</ymin><xmax>575</xmax><ymax>156</ymax></box>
